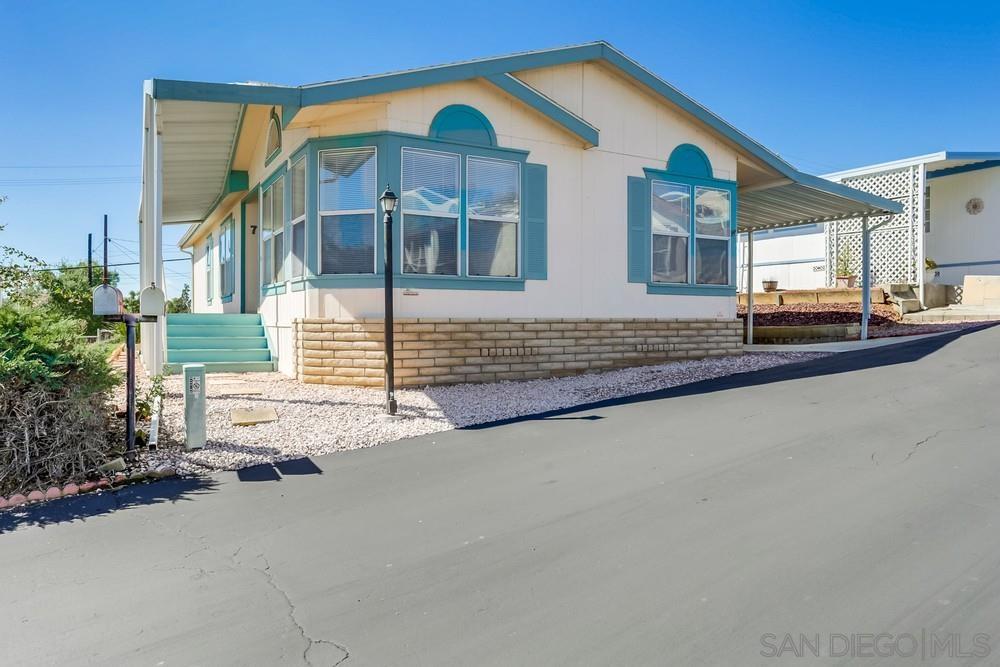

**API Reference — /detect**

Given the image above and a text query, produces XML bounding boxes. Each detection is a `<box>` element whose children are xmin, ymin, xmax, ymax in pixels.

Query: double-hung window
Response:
<box><xmin>650</xmin><ymin>181</ymin><xmax>691</xmax><ymax>283</ymax></box>
<box><xmin>219</xmin><ymin>218</ymin><xmax>235</xmax><ymax>298</ymax></box>
<box><xmin>648</xmin><ymin>181</ymin><xmax>731</xmax><ymax>285</ymax></box>
<box><xmin>319</xmin><ymin>147</ymin><xmax>376</xmax><ymax>274</ymax></box>
<box><xmin>289</xmin><ymin>158</ymin><xmax>307</xmax><ymax>278</ymax></box>
<box><xmin>467</xmin><ymin>156</ymin><xmax>520</xmax><ymax>277</ymax></box>
<box><xmin>402</xmin><ymin>148</ymin><xmax>459</xmax><ymax>275</ymax></box>
<box><xmin>693</xmin><ymin>186</ymin><xmax>731</xmax><ymax>285</ymax></box>
<box><xmin>205</xmin><ymin>234</ymin><xmax>214</xmax><ymax>303</ymax></box>
<box><xmin>261</xmin><ymin>179</ymin><xmax>285</xmax><ymax>285</ymax></box>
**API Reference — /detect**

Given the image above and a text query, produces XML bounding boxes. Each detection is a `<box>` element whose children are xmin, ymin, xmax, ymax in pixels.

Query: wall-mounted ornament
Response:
<box><xmin>966</xmin><ymin>197</ymin><xmax>985</xmax><ymax>215</ymax></box>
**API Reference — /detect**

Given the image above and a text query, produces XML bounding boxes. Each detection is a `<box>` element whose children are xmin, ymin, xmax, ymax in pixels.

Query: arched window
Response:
<box><xmin>428</xmin><ymin>104</ymin><xmax>496</xmax><ymax>147</ymax></box>
<box><xmin>265</xmin><ymin>109</ymin><xmax>282</xmax><ymax>164</ymax></box>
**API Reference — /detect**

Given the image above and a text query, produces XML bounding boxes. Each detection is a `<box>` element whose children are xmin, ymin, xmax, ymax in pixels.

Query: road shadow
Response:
<box><xmin>0</xmin><ymin>475</ymin><xmax>219</xmax><ymax>534</ymax></box>
<box><xmin>236</xmin><ymin>457</ymin><xmax>324</xmax><ymax>482</ymax></box>
<box><xmin>460</xmin><ymin>323</ymin><xmax>997</xmax><ymax>430</ymax></box>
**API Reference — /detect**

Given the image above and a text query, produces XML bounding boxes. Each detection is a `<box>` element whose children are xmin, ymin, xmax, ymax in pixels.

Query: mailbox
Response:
<box><xmin>92</xmin><ymin>284</ymin><xmax>124</xmax><ymax>316</ymax></box>
<box><xmin>139</xmin><ymin>284</ymin><xmax>166</xmax><ymax>317</ymax></box>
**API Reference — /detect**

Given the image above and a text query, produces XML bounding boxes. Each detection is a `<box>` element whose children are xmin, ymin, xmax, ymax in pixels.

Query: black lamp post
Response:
<box><xmin>380</xmin><ymin>185</ymin><xmax>399</xmax><ymax>415</ymax></box>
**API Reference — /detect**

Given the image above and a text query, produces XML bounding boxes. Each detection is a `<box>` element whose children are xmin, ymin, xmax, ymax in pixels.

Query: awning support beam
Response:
<box><xmin>746</xmin><ymin>230</ymin><xmax>754</xmax><ymax>345</ymax></box>
<box><xmin>861</xmin><ymin>215</ymin><xmax>871</xmax><ymax>341</ymax></box>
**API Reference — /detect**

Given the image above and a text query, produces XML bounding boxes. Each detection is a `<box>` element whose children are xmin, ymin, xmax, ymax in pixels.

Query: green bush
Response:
<box><xmin>0</xmin><ymin>304</ymin><xmax>119</xmax><ymax>495</ymax></box>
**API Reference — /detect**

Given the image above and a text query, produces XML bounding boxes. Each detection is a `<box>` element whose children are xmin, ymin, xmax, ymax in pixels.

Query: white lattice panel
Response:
<box><xmin>825</xmin><ymin>166</ymin><xmax>920</xmax><ymax>286</ymax></box>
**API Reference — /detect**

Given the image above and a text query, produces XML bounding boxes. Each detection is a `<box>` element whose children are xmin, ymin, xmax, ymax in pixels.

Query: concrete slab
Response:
<box><xmin>745</xmin><ymin>330</ymin><xmax>953</xmax><ymax>353</ymax></box>
<box><xmin>230</xmin><ymin>407</ymin><xmax>278</xmax><ymax>426</ymax></box>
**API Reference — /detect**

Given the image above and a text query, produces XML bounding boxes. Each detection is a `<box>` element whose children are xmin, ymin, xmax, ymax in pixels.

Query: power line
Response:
<box><xmin>0</xmin><ymin>164</ymin><xmax>139</xmax><ymax>169</ymax></box>
<box><xmin>30</xmin><ymin>258</ymin><xmax>189</xmax><ymax>273</ymax></box>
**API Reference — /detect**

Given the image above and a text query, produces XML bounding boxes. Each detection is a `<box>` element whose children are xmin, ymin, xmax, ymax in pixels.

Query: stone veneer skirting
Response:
<box><xmin>293</xmin><ymin>318</ymin><xmax>743</xmax><ymax>387</ymax></box>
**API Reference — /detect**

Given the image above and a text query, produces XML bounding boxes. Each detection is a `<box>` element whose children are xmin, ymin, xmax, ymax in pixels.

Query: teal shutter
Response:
<box><xmin>523</xmin><ymin>162</ymin><xmax>548</xmax><ymax>280</ymax></box>
<box><xmin>627</xmin><ymin>176</ymin><xmax>649</xmax><ymax>283</ymax></box>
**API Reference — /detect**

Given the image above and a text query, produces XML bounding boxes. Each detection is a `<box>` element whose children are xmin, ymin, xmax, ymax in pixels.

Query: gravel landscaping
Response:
<box><xmin>149</xmin><ymin>352</ymin><xmax>827</xmax><ymax>474</ymax></box>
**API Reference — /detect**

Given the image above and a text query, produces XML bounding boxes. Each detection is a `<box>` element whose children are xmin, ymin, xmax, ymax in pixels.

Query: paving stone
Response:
<box><xmin>230</xmin><ymin>407</ymin><xmax>279</xmax><ymax>426</ymax></box>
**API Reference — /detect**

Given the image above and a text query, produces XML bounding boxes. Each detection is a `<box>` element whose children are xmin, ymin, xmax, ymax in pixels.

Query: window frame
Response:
<box><xmin>693</xmin><ymin>185</ymin><xmax>732</xmax><ymax>286</ymax></box>
<box><xmin>264</xmin><ymin>108</ymin><xmax>282</xmax><ymax>167</ymax></box>
<box><xmin>641</xmin><ymin>166</ymin><xmax>737</xmax><ymax>295</ymax></box>
<box><xmin>259</xmin><ymin>164</ymin><xmax>288</xmax><ymax>290</ymax></box>
<box><xmin>205</xmin><ymin>233</ymin><xmax>214</xmax><ymax>305</ymax></box>
<box><xmin>289</xmin><ymin>156</ymin><xmax>307</xmax><ymax>279</ymax></box>
<box><xmin>400</xmin><ymin>146</ymin><xmax>461</xmax><ymax>276</ymax></box>
<box><xmin>317</xmin><ymin>145</ymin><xmax>378</xmax><ymax>276</ymax></box>
<box><xmin>465</xmin><ymin>154</ymin><xmax>521</xmax><ymax>279</ymax></box>
<box><xmin>219</xmin><ymin>216</ymin><xmax>235</xmax><ymax>301</ymax></box>
<box><xmin>649</xmin><ymin>179</ymin><xmax>692</xmax><ymax>285</ymax></box>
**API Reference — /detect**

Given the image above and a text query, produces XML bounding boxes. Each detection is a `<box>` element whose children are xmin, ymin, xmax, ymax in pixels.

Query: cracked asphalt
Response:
<box><xmin>3</xmin><ymin>324</ymin><xmax>1000</xmax><ymax>665</ymax></box>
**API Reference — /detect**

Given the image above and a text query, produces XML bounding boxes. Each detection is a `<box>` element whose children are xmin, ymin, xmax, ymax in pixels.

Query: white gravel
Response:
<box><xmin>151</xmin><ymin>352</ymin><xmax>827</xmax><ymax>474</ymax></box>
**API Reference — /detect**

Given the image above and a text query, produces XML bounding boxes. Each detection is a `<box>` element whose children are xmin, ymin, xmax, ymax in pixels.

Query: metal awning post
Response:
<box><xmin>746</xmin><ymin>230</ymin><xmax>754</xmax><ymax>345</ymax></box>
<box><xmin>861</xmin><ymin>215</ymin><xmax>871</xmax><ymax>340</ymax></box>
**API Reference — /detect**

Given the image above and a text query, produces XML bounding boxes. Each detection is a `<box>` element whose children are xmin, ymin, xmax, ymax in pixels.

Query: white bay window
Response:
<box><xmin>402</xmin><ymin>148</ymin><xmax>459</xmax><ymax>275</ymax></box>
<box><xmin>289</xmin><ymin>158</ymin><xmax>306</xmax><ymax>278</ymax></box>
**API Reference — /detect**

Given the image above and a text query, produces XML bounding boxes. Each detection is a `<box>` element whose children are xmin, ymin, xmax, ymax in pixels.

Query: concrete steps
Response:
<box><xmin>165</xmin><ymin>313</ymin><xmax>275</xmax><ymax>375</ymax></box>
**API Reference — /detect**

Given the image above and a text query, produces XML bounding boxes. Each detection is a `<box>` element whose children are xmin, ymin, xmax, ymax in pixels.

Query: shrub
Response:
<box><xmin>0</xmin><ymin>305</ymin><xmax>119</xmax><ymax>495</ymax></box>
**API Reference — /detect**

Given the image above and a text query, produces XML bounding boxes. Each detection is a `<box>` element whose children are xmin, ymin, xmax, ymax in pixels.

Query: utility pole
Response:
<box><xmin>87</xmin><ymin>233</ymin><xmax>94</xmax><ymax>286</ymax></box>
<box><xmin>102</xmin><ymin>214</ymin><xmax>109</xmax><ymax>284</ymax></box>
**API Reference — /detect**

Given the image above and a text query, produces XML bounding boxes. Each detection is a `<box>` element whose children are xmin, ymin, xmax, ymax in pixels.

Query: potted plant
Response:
<box><xmin>761</xmin><ymin>278</ymin><xmax>778</xmax><ymax>292</ymax></box>
<box><xmin>835</xmin><ymin>247</ymin><xmax>856</xmax><ymax>288</ymax></box>
<box><xmin>925</xmin><ymin>257</ymin><xmax>939</xmax><ymax>282</ymax></box>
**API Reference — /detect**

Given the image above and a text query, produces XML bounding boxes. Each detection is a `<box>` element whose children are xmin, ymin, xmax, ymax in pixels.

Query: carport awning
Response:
<box><xmin>159</xmin><ymin>99</ymin><xmax>243</xmax><ymax>225</ymax></box>
<box><xmin>738</xmin><ymin>171</ymin><xmax>903</xmax><ymax>232</ymax></box>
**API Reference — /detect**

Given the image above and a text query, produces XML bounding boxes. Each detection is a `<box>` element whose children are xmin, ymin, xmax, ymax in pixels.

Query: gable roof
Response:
<box><xmin>149</xmin><ymin>41</ymin><xmax>901</xmax><ymax>233</ymax></box>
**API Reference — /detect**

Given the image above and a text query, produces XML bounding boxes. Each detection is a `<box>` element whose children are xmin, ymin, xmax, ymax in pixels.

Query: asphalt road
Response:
<box><xmin>4</xmin><ymin>325</ymin><xmax>1000</xmax><ymax>666</ymax></box>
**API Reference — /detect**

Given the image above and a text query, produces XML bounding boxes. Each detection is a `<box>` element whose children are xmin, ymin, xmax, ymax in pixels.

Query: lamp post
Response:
<box><xmin>380</xmin><ymin>185</ymin><xmax>399</xmax><ymax>415</ymax></box>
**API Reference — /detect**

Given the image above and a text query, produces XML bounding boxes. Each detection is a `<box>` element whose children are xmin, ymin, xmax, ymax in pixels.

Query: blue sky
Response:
<box><xmin>2</xmin><ymin>0</ymin><xmax>998</xmax><ymax>296</ymax></box>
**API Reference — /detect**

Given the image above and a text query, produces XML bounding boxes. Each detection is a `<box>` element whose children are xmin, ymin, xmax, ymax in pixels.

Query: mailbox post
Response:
<box><xmin>183</xmin><ymin>364</ymin><xmax>206</xmax><ymax>450</ymax></box>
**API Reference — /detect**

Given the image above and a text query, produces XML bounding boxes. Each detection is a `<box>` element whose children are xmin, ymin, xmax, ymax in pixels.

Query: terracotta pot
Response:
<box><xmin>761</xmin><ymin>280</ymin><xmax>778</xmax><ymax>293</ymax></box>
<box><xmin>836</xmin><ymin>275</ymin><xmax>857</xmax><ymax>288</ymax></box>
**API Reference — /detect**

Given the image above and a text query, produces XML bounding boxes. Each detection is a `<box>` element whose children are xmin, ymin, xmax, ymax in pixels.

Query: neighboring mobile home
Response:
<box><xmin>738</xmin><ymin>151</ymin><xmax>1000</xmax><ymax>304</ymax></box>
<box><xmin>136</xmin><ymin>42</ymin><xmax>899</xmax><ymax>385</ymax></box>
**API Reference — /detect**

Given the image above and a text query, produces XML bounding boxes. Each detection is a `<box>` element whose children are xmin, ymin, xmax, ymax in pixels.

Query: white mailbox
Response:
<box><xmin>139</xmin><ymin>285</ymin><xmax>166</xmax><ymax>317</ymax></box>
<box><xmin>92</xmin><ymin>284</ymin><xmax>124</xmax><ymax>317</ymax></box>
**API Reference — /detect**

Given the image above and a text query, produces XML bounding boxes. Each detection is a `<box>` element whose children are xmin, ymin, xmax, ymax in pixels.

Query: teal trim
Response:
<box><xmin>646</xmin><ymin>284</ymin><xmax>735</xmax><ymax>296</ymax></box>
<box><xmin>428</xmin><ymin>104</ymin><xmax>497</xmax><ymax>146</ymax></box>
<box><xmin>262</xmin><ymin>284</ymin><xmax>286</xmax><ymax>296</ymax></box>
<box><xmin>281</xmin><ymin>104</ymin><xmax>300</xmax><ymax>130</ymax></box>
<box><xmin>523</xmin><ymin>163</ymin><xmax>548</xmax><ymax>280</ymax></box>
<box><xmin>264</xmin><ymin>108</ymin><xmax>282</xmax><ymax>167</ymax></box>
<box><xmin>484</xmin><ymin>74</ymin><xmax>599</xmax><ymax>146</ymax></box>
<box><xmin>228</xmin><ymin>170</ymin><xmax>249</xmax><ymax>192</ymax></box>
<box><xmin>626</xmin><ymin>176</ymin><xmax>649</xmax><ymax>283</ymax></box>
<box><xmin>667</xmin><ymin>144</ymin><xmax>713</xmax><ymax>179</ymax></box>
<box><xmin>152</xmin><ymin>79</ymin><xmax>299</xmax><ymax>106</ymax></box>
<box><xmin>927</xmin><ymin>160</ymin><xmax>1000</xmax><ymax>180</ymax></box>
<box><xmin>221</xmin><ymin>295</ymin><xmax>233</xmax><ymax>304</ymax></box>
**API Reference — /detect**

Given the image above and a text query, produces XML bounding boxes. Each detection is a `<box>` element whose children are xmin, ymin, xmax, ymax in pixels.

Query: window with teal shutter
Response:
<box><xmin>523</xmin><ymin>163</ymin><xmax>547</xmax><ymax>280</ymax></box>
<box><xmin>629</xmin><ymin>144</ymin><xmax>737</xmax><ymax>295</ymax></box>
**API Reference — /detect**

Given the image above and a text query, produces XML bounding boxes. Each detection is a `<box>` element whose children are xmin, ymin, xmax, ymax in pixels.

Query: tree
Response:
<box><xmin>34</xmin><ymin>261</ymin><xmax>120</xmax><ymax>335</ymax></box>
<box><xmin>166</xmin><ymin>283</ymin><xmax>191</xmax><ymax>313</ymax></box>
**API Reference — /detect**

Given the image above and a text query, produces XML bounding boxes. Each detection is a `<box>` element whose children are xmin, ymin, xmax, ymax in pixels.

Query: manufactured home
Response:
<box><xmin>136</xmin><ymin>42</ymin><xmax>899</xmax><ymax>385</ymax></box>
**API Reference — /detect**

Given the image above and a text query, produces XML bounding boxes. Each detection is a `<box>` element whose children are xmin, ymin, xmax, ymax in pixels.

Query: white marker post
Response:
<box><xmin>183</xmin><ymin>363</ymin><xmax>206</xmax><ymax>450</ymax></box>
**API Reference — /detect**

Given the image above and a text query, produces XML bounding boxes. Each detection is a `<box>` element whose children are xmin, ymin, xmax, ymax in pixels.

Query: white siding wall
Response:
<box><xmin>737</xmin><ymin>229</ymin><xmax>827</xmax><ymax>292</ymax></box>
<box><xmin>926</xmin><ymin>168</ymin><xmax>1000</xmax><ymax>286</ymax></box>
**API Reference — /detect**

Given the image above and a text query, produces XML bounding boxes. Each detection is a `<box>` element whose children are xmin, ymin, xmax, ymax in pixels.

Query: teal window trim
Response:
<box><xmin>302</xmin><ymin>130</ymin><xmax>532</xmax><ymax>291</ymax></box>
<box><xmin>641</xmin><ymin>160</ymin><xmax>738</xmax><ymax>297</ymax></box>
<box><xmin>262</xmin><ymin>283</ymin><xmax>286</xmax><ymax>296</ymax></box>
<box><xmin>428</xmin><ymin>104</ymin><xmax>497</xmax><ymax>146</ymax></box>
<box><xmin>289</xmin><ymin>156</ymin><xmax>307</xmax><ymax>279</ymax></box>
<box><xmin>219</xmin><ymin>215</ymin><xmax>236</xmax><ymax>300</ymax></box>
<box><xmin>205</xmin><ymin>233</ymin><xmax>214</xmax><ymax>305</ymax></box>
<box><xmin>260</xmin><ymin>162</ymin><xmax>288</xmax><ymax>290</ymax></box>
<box><xmin>264</xmin><ymin>108</ymin><xmax>282</xmax><ymax>167</ymax></box>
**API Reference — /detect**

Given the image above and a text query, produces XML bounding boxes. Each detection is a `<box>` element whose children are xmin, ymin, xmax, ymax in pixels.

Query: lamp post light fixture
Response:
<box><xmin>380</xmin><ymin>185</ymin><xmax>399</xmax><ymax>415</ymax></box>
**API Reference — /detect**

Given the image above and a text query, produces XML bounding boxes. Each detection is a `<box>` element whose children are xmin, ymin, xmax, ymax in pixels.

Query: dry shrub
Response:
<box><xmin>0</xmin><ymin>306</ymin><xmax>118</xmax><ymax>495</ymax></box>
